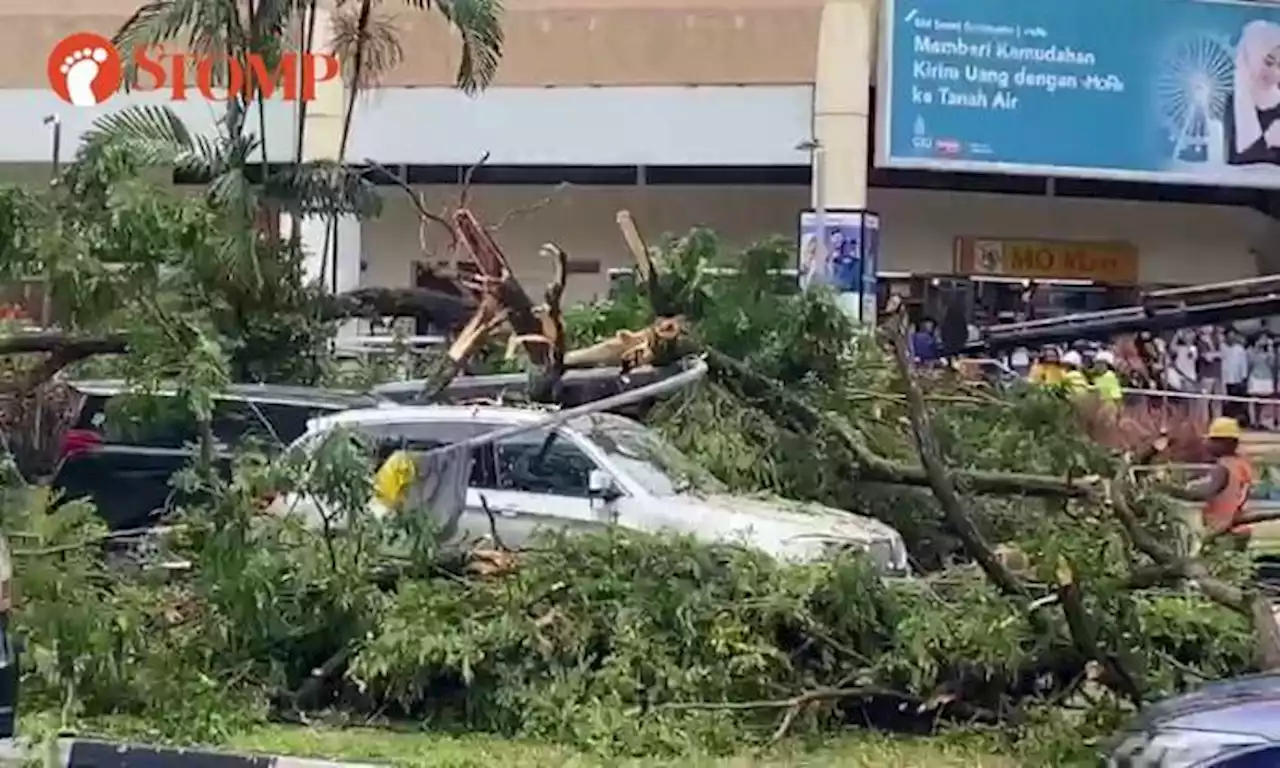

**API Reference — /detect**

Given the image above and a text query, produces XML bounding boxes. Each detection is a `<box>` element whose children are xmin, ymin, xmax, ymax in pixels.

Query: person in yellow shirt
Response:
<box><xmin>1090</xmin><ymin>349</ymin><xmax>1124</xmax><ymax>422</ymax></box>
<box><xmin>1029</xmin><ymin>346</ymin><xmax>1066</xmax><ymax>386</ymax></box>
<box><xmin>1060</xmin><ymin>350</ymin><xmax>1090</xmax><ymax>395</ymax></box>
<box><xmin>1091</xmin><ymin>350</ymin><xmax>1124</xmax><ymax>404</ymax></box>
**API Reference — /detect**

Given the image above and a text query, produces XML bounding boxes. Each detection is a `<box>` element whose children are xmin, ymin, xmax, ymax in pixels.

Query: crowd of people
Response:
<box><xmin>908</xmin><ymin>321</ymin><xmax>1280</xmax><ymax>430</ymax></box>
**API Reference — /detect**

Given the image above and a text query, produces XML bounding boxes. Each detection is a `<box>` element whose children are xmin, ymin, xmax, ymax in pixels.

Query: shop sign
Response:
<box><xmin>953</xmin><ymin>237</ymin><xmax>1138</xmax><ymax>283</ymax></box>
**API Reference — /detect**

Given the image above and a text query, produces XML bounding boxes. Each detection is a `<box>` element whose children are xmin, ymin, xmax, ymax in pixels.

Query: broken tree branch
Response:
<box><xmin>1055</xmin><ymin>556</ymin><xmax>1146</xmax><ymax>706</ymax></box>
<box><xmin>415</xmin><ymin>293</ymin><xmax>509</xmax><ymax>401</ymax></box>
<box><xmin>527</xmin><ymin>243</ymin><xmax>568</xmax><ymax>403</ymax></box>
<box><xmin>1110</xmin><ymin>469</ymin><xmax>1280</xmax><ymax>669</ymax></box>
<box><xmin>564</xmin><ymin>318</ymin><xmax>686</xmax><ymax>371</ymax></box>
<box><xmin>318</xmin><ymin>286</ymin><xmax>476</xmax><ymax>329</ymax></box>
<box><xmin>457</xmin><ymin>152</ymin><xmax>490</xmax><ymax>210</ymax></box>
<box><xmin>884</xmin><ymin>309</ymin><xmax>1027</xmax><ymax>597</ymax></box>
<box><xmin>491</xmin><ymin>183</ymin><xmax>570</xmax><ymax>232</ymax></box>
<box><xmin>704</xmin><ymin>348</ymin><xmax>1094</xmax><ymax>499</ymax></box>
<box><xmin>363</xmin><ymin>159</ymin><xmax>457</xmax><ymax>251</ymax></box>
<box><xmin>0</xmin><ymin>332</ymin><xmax>129</xmax><ymax>397</ymax></box>
<box><xmin>453</xmin><ymin>209</ymin><xmax>547</xmax><ymax>367</ymax></box>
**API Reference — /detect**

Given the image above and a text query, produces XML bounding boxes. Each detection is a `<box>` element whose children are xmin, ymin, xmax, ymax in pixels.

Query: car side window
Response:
<box><xmin>357</xmin><ymin>421</ymin><xmax>494</xmax><ymax>488</ymax></box>
<box><xmin>211</xmin><ymin>399</ymin><xmax>277</xmax><ymax>446</ymax></box>
<box><xmin>494</xmin><ymin>429</ymin><xmax>597</xmax><ymax>498</ymax></box>
<box><xmin>96</xmin><ymin>395</ymin><xmax>199</xmax><ymax>448</ymax></box>
<box><xmin>242</xmin><ymin>402</ymin><xmax>341</xmax><ymax>447</ymax></box>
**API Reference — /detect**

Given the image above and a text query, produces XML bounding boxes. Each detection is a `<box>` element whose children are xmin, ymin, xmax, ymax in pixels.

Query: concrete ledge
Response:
<box><xmin>0</xmin><ymin>738</ymin><xmax>385</xmax><ymax>768</ymax></box>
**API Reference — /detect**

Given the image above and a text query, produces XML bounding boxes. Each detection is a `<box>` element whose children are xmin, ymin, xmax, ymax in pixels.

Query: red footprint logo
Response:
<box><xmin>47</xmin><ymin>32</ymin><xmax>123</xmax><ymax>106</ymax></box>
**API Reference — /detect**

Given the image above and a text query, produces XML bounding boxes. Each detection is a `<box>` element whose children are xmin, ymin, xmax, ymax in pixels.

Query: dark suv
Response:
<box><xmin>51</xmin><ymin>381</ymin><xmax>388</xmax><ymax>530</ymax></box>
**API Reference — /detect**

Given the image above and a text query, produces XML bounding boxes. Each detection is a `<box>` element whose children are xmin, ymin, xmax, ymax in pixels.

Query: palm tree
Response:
<box><xmin>83</xmin><ymin>0</ymin><xmax>504</xmax><ymax>287</ymax></box>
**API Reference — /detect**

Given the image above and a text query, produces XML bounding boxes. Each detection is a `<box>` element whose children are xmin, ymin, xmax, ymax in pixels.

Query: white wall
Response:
<box><xmin>349</xmin><ymin>87</ymin><xmax>814</xmax><ymax>165</ymax></box>
<box><xmin>360</xmin><ymin>185</ymin><xmax>1268</xmax><ymax>302</ymax></box>
<box><xmin>361</xmin><ymin>185</ymin><xmax>808</xmax><ymax>303</ymax></box>
<box><xmin>0</xmin><ymin>90</ymin><xmax>299</xmax><ymax>165</ymax></box>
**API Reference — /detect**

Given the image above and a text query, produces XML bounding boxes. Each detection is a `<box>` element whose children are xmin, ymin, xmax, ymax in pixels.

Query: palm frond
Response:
<box><xmin>113</xmin><ymin>0</ymin><xmax>245</xmax><ymax>89</ymax></box>
<box><xmin>420</xmin><ymin>0</ymin><xmax>505</xmax><ymax>93</ymax></box>
<box><xmin>113</xmin><ymin>0</ymin><xmax>203</xmax><ymax>53</ymax></box>
<box><xmin>329</xmin><ymin>3</ymin><xmax>405</xmax><ymax>89</ymax></box>
<box><xmin>251</xmin><ymin>0</ymin><xmax>310</xmax><ymax>40</ymax></box>
<box><xmin>264</xmin><ymin>162</ymin><xmax>381</xmax><ymax>218</ymax></box>
<box><xmin>80</xmin><ymin>106</ymin><xmax>223</xmax><ymax>182</ymax></box>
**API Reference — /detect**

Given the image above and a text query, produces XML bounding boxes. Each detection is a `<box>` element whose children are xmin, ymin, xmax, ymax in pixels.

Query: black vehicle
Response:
<box><xmin>0</xmin><ymin>531</ymin><xmax>16</xmax><ymax>738</ymax></box>
<box><xmin>51</xmin><ymin>381</ymin><xmax>388</xmax><ymax>530</ymax></box>
<box><xmin>1107</xmin><ymin>672</ymin><xmax>1280</xmax><ymax>766</ymax></box>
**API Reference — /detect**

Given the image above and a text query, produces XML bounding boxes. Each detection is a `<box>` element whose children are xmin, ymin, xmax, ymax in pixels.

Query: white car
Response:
<box><xmin>269</xmin><ymin>405</ymin><xmax>911</xmax><ymax>573</ymax></box>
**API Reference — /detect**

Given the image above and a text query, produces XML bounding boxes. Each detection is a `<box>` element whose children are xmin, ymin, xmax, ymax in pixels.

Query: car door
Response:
<box><xmin>482</xmin><ymin>427</ymin><xmax>609</xmax><ymax>548</ymax></box>
<box><xmin>55</xmin><ymin>393</ymin><xmax>203</xmax><ymax>529</ymax></box>
<box><xmin>279</xmin><ymin>419</ymin><xmax>498</xmax><ymax>545</ymax></box>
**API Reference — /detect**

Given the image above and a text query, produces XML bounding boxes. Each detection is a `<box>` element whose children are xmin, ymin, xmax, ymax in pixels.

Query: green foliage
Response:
<box><xmin>0</xmin><ymin>139</ymin><xmax>341</xmax><ymax>389</ymax></box>
<box><xmin>0</xmin><ymin>182</ymin><xmax>1262</xmax><ymax>766</ymax></box>
<box><xmin>353</xmin><ymin>532</ymin><xmax>893</xmax><ymax>755</ymax></box>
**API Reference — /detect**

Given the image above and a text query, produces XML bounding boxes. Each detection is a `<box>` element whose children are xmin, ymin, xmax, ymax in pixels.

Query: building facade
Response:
<box><xmin>6</xmin><ymin>0</ymin><xmax>1277</xmax><ymax>311</ymax></box>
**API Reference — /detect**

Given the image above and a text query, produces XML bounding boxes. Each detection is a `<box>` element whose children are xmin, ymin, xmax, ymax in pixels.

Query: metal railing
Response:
<box><xmin>330</xmin><ymin>334</ymin><xmax>449</xmax><ymax>379</ymax></box>
<box><xmin>1117</xmin><ymin>387</ymin><xmax>1280</xmax><ymax>431</ymax></box>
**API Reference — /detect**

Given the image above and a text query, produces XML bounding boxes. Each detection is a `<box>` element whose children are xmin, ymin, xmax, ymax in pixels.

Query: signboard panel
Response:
<box><xmin>954</xmin><ymin>237</ymin><xmax>1140</xmax><ymax>283</ymax></box>
<box><xmin>878</xmin><ymin>0</ymin><xmax>1280</xmax><ymax>187</ymax></box>
<box><xmin>798</xmin><ymin>210</ymin><xmax>881</xmax><ymax>324</ymax></box>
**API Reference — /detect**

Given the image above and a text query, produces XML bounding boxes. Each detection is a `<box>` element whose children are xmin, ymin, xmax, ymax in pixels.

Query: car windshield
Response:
<box><xmin>570</xmin><ymin>412</ymin><xmax>724</xmax><ymax>496</ymax></box>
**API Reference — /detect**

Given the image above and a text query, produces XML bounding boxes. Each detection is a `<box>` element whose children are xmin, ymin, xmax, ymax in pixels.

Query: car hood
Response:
<box><xmin>624</xmin><ymin>492</ymin><xmax>908</xmax><ymax>570</ymax></box>
<box><xmin>1127</xmin><ymin>672</ymin><xmax>1280</xmax><ymax>736</ymax></box>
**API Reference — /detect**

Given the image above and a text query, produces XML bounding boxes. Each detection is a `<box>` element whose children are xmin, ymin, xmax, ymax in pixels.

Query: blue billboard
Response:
<box><xmin>878</xmin><ymin>0</ymin><xmax>1280</xmax><ymax>187</ymax></box>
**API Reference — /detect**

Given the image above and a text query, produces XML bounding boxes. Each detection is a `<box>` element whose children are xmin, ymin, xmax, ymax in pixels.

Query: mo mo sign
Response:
<box><xmin>47</xmin><ymin>32</ymin><xmax>338</xmax><ymax>107</ymax></box>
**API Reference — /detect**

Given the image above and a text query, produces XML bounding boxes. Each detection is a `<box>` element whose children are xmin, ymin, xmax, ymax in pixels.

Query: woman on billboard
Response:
<box><xmin>1228</xmin><ymin>19</ymin><xmax>1280</xmax><ymax>165</ymax></box>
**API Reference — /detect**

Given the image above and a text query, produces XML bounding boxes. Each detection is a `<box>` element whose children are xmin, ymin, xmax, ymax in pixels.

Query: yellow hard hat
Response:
<box><xmin>1207</xmin><ymin>417</ymin><xmax>1243</xmax><ymax>440</ymax></box>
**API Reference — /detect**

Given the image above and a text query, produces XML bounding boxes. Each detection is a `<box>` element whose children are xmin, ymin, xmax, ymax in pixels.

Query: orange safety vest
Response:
<box><xmin>1203</xmin><ymin>454</ymin><xmax>1255</xmax><ymax>535</ymax></box>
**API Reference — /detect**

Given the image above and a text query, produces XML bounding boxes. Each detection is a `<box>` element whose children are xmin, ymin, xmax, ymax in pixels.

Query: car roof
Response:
<box><xmin>308</xmin><ymin>404</ymin><xmax>560</xmax><ymax>431</ymax></box>
<box><xmin>68</xmin><ymin>379</ymin><xmax>387</xmax><ymax>409</ymax></box>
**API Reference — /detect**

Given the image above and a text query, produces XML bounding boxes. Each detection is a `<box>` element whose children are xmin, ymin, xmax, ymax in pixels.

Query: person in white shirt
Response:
<box><xmin>1197</xmin><ymin>326</ymin><xmax>1224</xmax><ymax>419</ymax></box>
<box><xmin>1222</xmin><ymin>328</ymin><xmax>1250</xmax><ymax>424</ymax></box>
<box><xmin>1248</xmin><ymin>333</ymin><xmax>1277</xmax><ymax>429</ymax></box>
<box><xmin>1009</xmin><ymin>346</ymin><xmax>1031</xmax><ymax>377</ymax></box>
<box><xmin>1171</xmin><ymin>330</ymin><xmax>1199</xmax><ymax>393</ymax></box>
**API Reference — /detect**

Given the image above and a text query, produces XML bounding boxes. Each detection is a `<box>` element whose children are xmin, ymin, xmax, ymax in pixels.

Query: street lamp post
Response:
<box><xmin>796</xmin><ymin>138</ymin><xmax>826</xmax><ymax>289</ymax></box>
<box><xmin>42</xmin><ymin>114</ymin><xmax>60</xmax><ymax>180</ymax></box>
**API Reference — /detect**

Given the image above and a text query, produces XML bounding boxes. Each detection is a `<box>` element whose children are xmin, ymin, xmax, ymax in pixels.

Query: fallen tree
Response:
<box><xmin>0</xmin><ymin>143</ymin><xmax>1269</xmax><ymax>764</ymax></box>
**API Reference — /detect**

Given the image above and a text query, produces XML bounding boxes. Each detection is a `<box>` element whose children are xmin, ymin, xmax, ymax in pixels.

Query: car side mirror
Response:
<box><xmin>588</xmin><ymin>469</ymin><xmax>622</xmax><ymax>501</ymax></box>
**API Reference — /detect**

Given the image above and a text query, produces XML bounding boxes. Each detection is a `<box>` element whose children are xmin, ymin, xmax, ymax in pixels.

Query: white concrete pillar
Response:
<box><xmin>812</xmin><ymin>0</ymin><xmax>875</xmax><ymax>209</ymax></box>
<box><xmin>282</xmin><ymin>213</ymin><xmax>362</xmax><ymax>295</ymax></box>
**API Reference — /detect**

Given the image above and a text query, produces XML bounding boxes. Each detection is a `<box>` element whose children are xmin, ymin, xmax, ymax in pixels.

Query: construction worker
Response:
<box><xmin>1092</xmin><ymin>350</ymin><xmax>1124</xmax><ymax>405</ymax></box>
<box><xmin>1029</xmin><ymin>346</ymin><xmax>1065</xmax><ymax>385</ymax></box>
<box><xmin>1090</xmin><ymin>349</ymin><xmax>1124</xmax><ymax>423</ymax></box>
<box><xmin>1184</xmin><ymin>417</ymin><xmax>1255</xmax><ymax>552</ymax></box>
<box><xmin>1060</xmin><ymin>350</ymin><xmax>1090</xmax><ymax>395</ymax></box>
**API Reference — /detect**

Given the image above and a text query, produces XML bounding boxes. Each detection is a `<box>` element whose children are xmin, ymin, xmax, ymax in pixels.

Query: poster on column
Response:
<box><xmin>797</xmin><ymin>210</ymin><xmax>879</xmax><ymax>324</ymax></box>
<box><xmin>877</xmin><ymin>0</ymin><xmax>1280</xmax><ymax>188</ymax></box>
<box><xmin>862</xmin><ymin>215</ymin><xmax>880</xmax><ymax>325</ymax></box>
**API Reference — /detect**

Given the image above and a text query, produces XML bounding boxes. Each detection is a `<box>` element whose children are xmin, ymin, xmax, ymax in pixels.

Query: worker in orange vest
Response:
<box><xmin>1185</xmin><ymin>417</ymin><xmax>1255</xmax><ymax>552</ymax></box>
